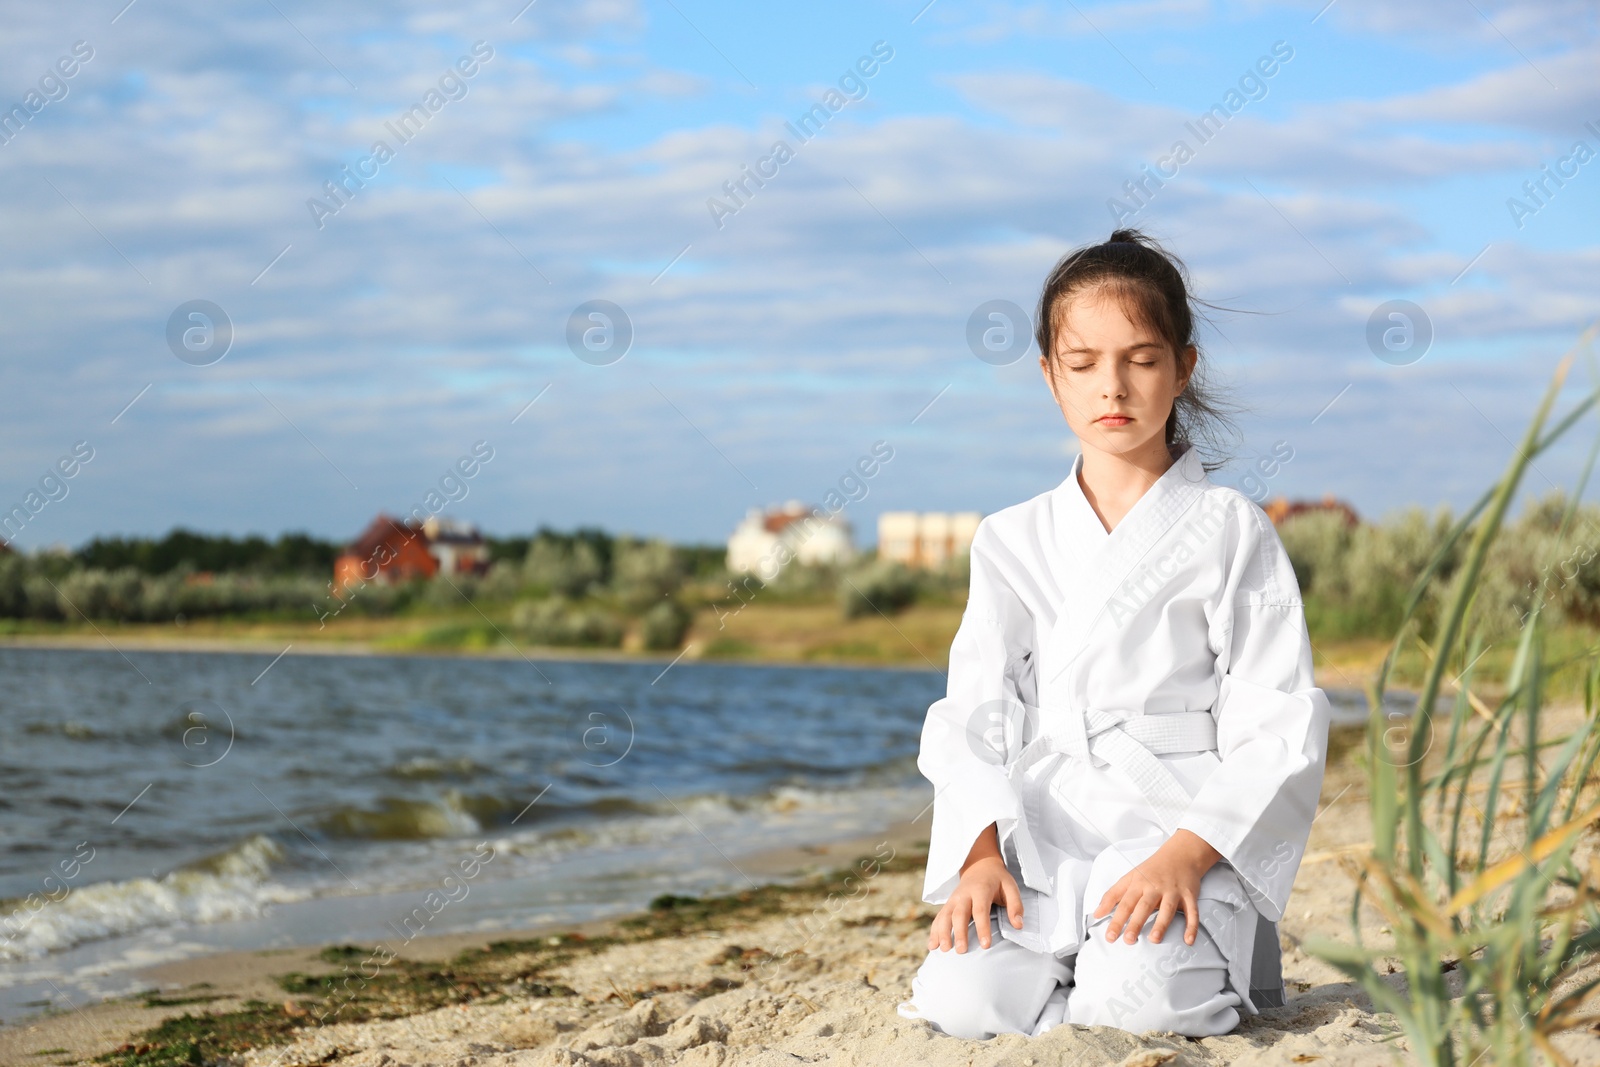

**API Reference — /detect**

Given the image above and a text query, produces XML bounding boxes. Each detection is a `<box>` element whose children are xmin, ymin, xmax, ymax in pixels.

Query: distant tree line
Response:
<box><xmin>482</xmin><ymin>527</ymin><xmax>726</xmax><ymax>580</ymax></box>
<box><xmin>0</xmin><ymin>525</ymin><xmax>727</xmax><ymax>652</ymax></box>
<box><xmin>58</xmin><ymin>526</ymin><xmax>728</xmax><ymax>580</ymax></box>
<box><xmin>74</xmin><ymin>529</ymin><xmax>339</xmax><ymax>576</ymax></box>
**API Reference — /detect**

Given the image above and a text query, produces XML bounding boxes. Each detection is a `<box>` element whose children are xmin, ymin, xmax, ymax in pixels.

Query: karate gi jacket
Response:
<box><xmin>916</xmin><ymin>442</ymin><xmax>1331</xmax><ymax>1011</ymax></box>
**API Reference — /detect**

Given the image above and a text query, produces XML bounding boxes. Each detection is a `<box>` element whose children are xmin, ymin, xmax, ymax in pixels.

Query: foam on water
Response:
<box><xmin>0</xmin><ymin>835</ymin><xmax>307</xmax><ymax>962</ymax></box>
<box><xmin>0</xmin><ymin>778</ymin><xmax>931</xmax><ymax>968</ymax></box>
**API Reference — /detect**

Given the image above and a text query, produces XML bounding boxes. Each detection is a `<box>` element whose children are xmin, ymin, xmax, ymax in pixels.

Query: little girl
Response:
<box><xmin>895</xmin><ymin>229</ymin><xmax>1330</xmax><ymax>1039</ymax></box>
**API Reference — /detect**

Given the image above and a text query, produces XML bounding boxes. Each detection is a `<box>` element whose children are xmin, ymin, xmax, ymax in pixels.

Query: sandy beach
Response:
<box><xmin>5</xmin><ymin>710</ymin><xmax>1598</xmax><ymax>1067</ymax></box>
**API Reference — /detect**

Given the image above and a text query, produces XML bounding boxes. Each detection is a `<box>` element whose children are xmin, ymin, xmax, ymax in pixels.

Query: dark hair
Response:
<box><xmin>1034</xmin><ymin>227</ymin><xmax>1238</xmax><ymax>471</ymax></box>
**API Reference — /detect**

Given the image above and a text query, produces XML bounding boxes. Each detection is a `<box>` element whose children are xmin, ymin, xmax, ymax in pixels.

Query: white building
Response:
<box><xmin>877</xmin><ymin>511</ymin><xmax>983</xmax><ymax>569</ymax></box>
<box><xmin>726</xmin><ymin>500</ymin><xmax>855</xmax><ymax>576</ymax></box>
<box><xmin>421</xmin><ymin>515</ymin><xmax>491</xmax><ymax>576</ymax></box>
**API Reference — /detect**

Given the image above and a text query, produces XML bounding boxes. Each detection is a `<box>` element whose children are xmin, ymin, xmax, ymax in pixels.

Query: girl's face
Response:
<box><xmin>1038</xmin><ymin>285</ymin><xmax>1196</xmax><ymax>462</ymax></box>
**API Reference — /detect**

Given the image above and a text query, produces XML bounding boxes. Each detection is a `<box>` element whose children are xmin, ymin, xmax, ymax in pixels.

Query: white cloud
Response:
<box><xmin>1278</xmin><ymin>0</ymin><xmax>1598</xmax><ymax>52</ymax></box>
<box><xmin>1348</xmin><ymin>48</ymin><xmax>1599</xmax><ymax>134</ymax></box>
<box><xmin>925</xmin><ymin>0</ymin><xmax>1213</xmax><ymax>43</ymax></box>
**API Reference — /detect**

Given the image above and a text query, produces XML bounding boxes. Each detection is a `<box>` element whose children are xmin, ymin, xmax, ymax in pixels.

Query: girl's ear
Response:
<box><xmin>1175</xmin><ymin>345</ymin><xmax>1197</xmax><ymax>395</ymax></box>
<box><xmin>1039</xmin><ymin>354</ymin><xmax>1063</xmax><ymax>407</ymax></box>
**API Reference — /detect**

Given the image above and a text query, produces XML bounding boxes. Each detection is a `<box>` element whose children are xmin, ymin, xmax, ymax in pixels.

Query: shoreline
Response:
<box><xmin>0</xmin><ymin>634</ymin><xmax>1386</xmax><ymax>699</ymax></box>
<box><xmin>0</xmin><ymin>632</ymin><xmax>947</xmax><ymax>674</ymax></box>
<box><xmin>0</xmin><ymin>608</ymin><xmax>1411</xmax><ymax>688</ymax></box>
<box><xmin>0</xmin><ymin>817</ymin><xmax>935</xmax><ymax>1065</ymax></box>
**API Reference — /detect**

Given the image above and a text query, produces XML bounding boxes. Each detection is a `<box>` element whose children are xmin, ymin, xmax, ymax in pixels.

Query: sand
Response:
<box><xmin>226</xmin><ymin>862</ymin><xmax>1410</xmax><ymax>1067</ymax></box>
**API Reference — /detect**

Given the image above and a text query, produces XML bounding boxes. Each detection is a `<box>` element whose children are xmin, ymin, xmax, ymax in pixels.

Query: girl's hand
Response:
<box><xmin>1092</xmin><ymin>829</ymin><xmax>1221</xmax><ymax>946</ymax></box>
<box><xmin>928</xmin><ymin>823</ymin><xmax>1023</xmax><ymax>953</ymax></box>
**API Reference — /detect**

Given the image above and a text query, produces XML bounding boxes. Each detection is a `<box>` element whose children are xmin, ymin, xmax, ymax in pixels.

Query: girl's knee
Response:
<box><xmin>1069</xmin><ymin>974</ymin><xmax>1239</xmax><ymax>1036</ymax></box>
<box><xmin>901</xmin><ymin>966</ymin><xmax>1002</xmax><ymax>1039</ymax></box>
<box><xmin>897</xmin><ymin>912</ymin><xmax>1070</xmax><ymax>1040</ymax></box>
<box><xmin>1067</xmin><ymin>918</ymin><xmax>1240</xmax><ymax>1037</ymax></box>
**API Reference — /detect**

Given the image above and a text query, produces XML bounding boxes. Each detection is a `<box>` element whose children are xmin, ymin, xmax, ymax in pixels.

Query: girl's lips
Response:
<box><xmin>1097</xmin><ymin>415</ymin><xmax>1131</xmax><ymax>425</ymax></box>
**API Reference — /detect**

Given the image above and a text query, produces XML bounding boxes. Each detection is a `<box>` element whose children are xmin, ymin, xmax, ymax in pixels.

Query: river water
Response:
<box><xmin>0</xmin><ymin>645</ymin><xmax>1375</xmax><ymax>1023</ymax></box>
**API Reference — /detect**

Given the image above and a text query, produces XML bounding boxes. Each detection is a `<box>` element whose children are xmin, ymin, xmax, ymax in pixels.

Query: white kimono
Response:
<box><xmin>917</xmin><ymin>442</ymin><xmax>1331</xmax><ymax>1012</ymax></box>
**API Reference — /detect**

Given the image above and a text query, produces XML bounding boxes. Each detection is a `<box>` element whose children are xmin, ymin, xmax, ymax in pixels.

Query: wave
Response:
<box><xmin>0</xmin><ymin>779</ymin><xmax>929</xmax><ymax>962</ymax></box>
<box><xmin>490</xmin><ymin>780</ymin><xmax>927</xmax><ymax>859</ymax></box>
<box><xmin>317</xmin><ymin>791</ymin><xmax>497</xmax><ymax>840</ymax></box>
<box><xmin>0</xmin><ymin>835</ymin><xmax>305</xmax><ymax>962</ymax></box>
<box><xmin>310</xmin><ymin>771</ymin><xmax>924</xmax><ymax>843</ymax></box>
<box><xmin>22</xmin><ymin>721</ymin><xmax>102</xmax><ymax>741</ymax></box>
<box><xmin>385</xmin><ymin>756</ymin><xmax>482</xmax><ymax>780</ymax></box>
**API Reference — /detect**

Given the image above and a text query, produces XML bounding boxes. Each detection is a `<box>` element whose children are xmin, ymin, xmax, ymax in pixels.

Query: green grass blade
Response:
<box><xmin>1404</xmin><ymin>355</ymin><xmax>1572</xmax><ymax>876</ymax></box>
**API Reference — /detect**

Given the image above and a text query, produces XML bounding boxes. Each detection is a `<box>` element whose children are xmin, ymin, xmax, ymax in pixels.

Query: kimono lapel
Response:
<box><xmin>1039</xmin><ymin>444</ymin><xmax>1210</xmax><ymax>695</ymax></box>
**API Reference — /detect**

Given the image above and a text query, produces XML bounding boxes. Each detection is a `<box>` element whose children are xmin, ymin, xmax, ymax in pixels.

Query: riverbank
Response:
<box><xmin>0</xmin><ymin>603</ymin><xmax>1401</xmax><ymax>681</ymax></box>
<box><xmin>0</xmin><ymin>600</ymin><xmax>971</xmax><ymax>665</ymax></box>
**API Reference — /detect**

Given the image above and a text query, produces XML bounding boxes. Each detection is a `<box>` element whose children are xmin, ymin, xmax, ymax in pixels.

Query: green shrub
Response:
<box><xmin>759</xmin><ymin>560</ymin><xmax>840</xmax><ymax>601</ymax></box>
<box><xmin>511</xmin><ymin>596</ymin><xmax>623</xmax><ymax>647</ymax></box>
<box><xmin>1280</xmin><ymin>505</ymin><xmax>1460</xmax><ymax>639</ymax></box>
<box><xmin>838</xmin><ymin>560</ymin><xmax>917</xmax><ymax>619</ymax></box>
<box><xmin>523</xmin><ymin>538</ymin><xmax>605</xmax><ymax>598</ymax></box>
<box><xmin>638</xmin><ymin>598</ymin><xmax>692</xmax><ymax>650</ymax></box>
<box><xmin>611</xmin><ymin>538</ymin><xmax>686</xmax><ymax>609</ymax></box>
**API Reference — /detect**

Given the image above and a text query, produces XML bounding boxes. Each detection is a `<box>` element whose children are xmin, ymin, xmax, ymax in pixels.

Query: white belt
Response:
<box><xmin>1004</xmin><ymin>708</ymin><xmax>1217</xmax><ymax>835</ymax></box>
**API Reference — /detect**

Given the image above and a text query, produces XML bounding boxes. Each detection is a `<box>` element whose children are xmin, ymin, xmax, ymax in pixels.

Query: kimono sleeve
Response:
<box><xmin>1175</xmin><ymin>498</ymin><xmax>1332</xmax><ymax>922</ymax></box>
<box><xmin>917</xmin><ymin>520</ymin><xmax>1040</xmax><ymax>906</ymax></box>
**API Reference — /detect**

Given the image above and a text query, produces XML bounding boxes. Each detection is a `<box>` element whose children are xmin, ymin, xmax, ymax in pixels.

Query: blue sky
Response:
<box><xmin>0</xmin><ymin>0</ymin><xmax>1596</xmax><ymax>550</ymax></box>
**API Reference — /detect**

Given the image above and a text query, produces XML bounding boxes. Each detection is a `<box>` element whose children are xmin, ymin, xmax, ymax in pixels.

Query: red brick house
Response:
<box><xmin>1264</xmin><ymin>494</ymin><xmax>1359</xmax><ymax>528</ymax></box>
<box><xmin>332</xmin><ymin>514</ymin><xmax>438</xmax><ymax>594</ymax></box>
<box><xmin>332</xmin><ymin>513</ymin><xmax>492</xmax><ymax>594</ymax></box>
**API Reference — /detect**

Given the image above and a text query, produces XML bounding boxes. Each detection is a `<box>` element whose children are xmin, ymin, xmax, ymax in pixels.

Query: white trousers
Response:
<box><xmin>896</xmin><ymin>906</ymin><xmax>1242</xmax><ymax>1039</ymax></box>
